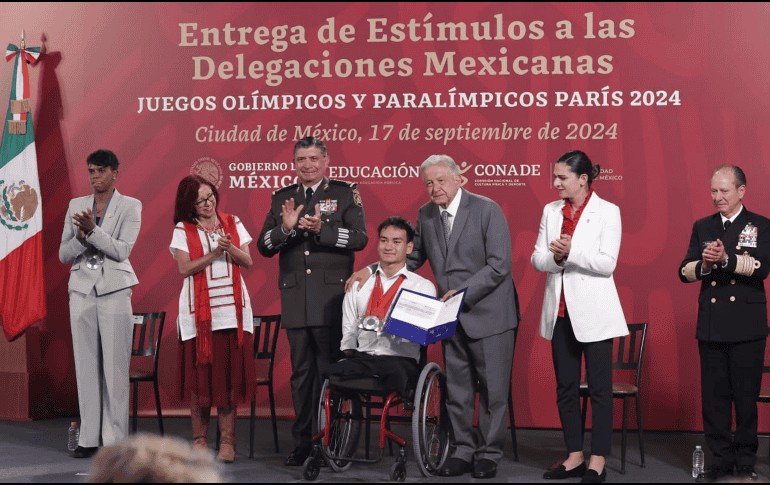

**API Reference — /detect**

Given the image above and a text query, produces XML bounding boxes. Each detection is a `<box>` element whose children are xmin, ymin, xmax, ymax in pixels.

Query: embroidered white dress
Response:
<box><xmin>169</xmin><ymin>217</ymin><xmax>254</xmax><ymax>341</ymax></box>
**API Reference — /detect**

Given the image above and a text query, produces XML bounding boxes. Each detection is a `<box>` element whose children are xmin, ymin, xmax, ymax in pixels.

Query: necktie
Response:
<box><xmin>724</xmin><ymin>220</ymin><xmax>731</xmax><ymax>232</ymax></box>
<box><xmin>441</xmin><ymin>211</ymin><xmax>451</xmax><ymax>246</ymax></box>
<box><xmin>305</xmin><ymin>187</ymin><xmax>313</xmax><ymax>207</ymax></box>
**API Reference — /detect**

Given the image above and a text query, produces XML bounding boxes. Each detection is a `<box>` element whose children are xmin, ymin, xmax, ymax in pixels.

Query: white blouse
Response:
<box><xmin>169</xmin><ymin>217</ymin><xmax>254</xmax><ymax>341</ymax></box>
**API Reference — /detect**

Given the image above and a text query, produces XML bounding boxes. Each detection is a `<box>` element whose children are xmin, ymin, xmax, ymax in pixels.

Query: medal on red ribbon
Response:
<box><xmin>358</xmin><ymin>273</ymin><xmax>406</xmax><ymax>332</ymax></box>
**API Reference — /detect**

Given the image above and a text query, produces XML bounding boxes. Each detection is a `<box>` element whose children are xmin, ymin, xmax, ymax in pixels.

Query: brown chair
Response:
<box><xmin>580</xmin><ymin>322</ymin><xmax>648</xmax><ymax>474</ymax></box>
<box><xmin>129</xmin><ymin>312</ymin><xmax>166</xmax><ymax>435</ymax></box>
<box><xmin>250</xmin><ymin>315</ymin><xmax>282</xmax><ymax>457</ymax></box>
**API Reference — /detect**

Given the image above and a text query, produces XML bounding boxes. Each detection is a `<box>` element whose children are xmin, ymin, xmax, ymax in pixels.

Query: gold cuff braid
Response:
<box><xmin>681</xmin><ymin>261</ymin><xmax>698</xmax><ymax>282</ymax></box>
<box><xmin>735</xmin><ymin>253</ymin><xmax>760</xmax><ymax>277</ymax></box>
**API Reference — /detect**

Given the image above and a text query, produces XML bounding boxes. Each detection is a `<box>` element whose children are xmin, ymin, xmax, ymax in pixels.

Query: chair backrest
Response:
<box><xmin>612</xmin><ymin>322</ymin><xmax>648</xmax><ymax>389</ymax></box>
<box><xmin>131</xmin><ymin>312</ymin><xmax>166</xmax><ymax>370</ymax></box>
<box><xmin>253</xmin><ymin>315</ymin><xmax>281</xmax><ymax>379</ymax></box>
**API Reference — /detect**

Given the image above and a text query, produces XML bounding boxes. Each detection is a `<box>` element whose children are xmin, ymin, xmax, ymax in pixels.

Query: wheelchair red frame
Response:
<box><xmin>301</xmin><ymin>362</ymin><xmax>450</xmax><ymax>482</ymax></box>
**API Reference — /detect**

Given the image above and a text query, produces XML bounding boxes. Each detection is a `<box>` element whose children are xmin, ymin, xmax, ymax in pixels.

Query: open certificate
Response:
<box><xmin>383</xmin><ymin>288</ymin><xmax>467</xmax><ymax>345</ymax></box>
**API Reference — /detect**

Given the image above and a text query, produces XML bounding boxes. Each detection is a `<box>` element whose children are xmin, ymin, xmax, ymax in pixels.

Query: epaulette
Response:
<box><xmin>329</xmin><ymin>179</ymin><xmax>357</xmax><ymax>188</ymax></box>
<box><xmin>272</xmin><ymin>184</ymin><xmax>298</xmax><ymax>196</ymax></box>
<box><xmin>329</xmin><ymin>179</ymin><xmax>363</xmax><ymax>207</ymax></box>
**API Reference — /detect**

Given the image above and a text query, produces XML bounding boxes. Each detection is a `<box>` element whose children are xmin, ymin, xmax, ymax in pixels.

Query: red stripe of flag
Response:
<box><xmin>0</xmin><ymin>232</ymin><xmax>46</xmax><ymax>341</ymax></box>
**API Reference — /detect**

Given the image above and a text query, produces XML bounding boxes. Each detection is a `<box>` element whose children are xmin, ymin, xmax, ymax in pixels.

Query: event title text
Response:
<box><xmin>178</xmin><ymin>12</ymin><xmax>635</xmax><ymax>87</ymax></box>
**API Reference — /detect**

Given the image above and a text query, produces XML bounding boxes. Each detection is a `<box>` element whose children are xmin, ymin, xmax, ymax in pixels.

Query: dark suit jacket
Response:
<box><xmin>678</xmin><ymin>207</ymin><xmax>770</xmax><ymax>342</ymax></box>
<box><xmin>407</xmin><ymin>189</ymin><xmax>518</xmax><ymax>340</ymax></box>
<box><xmin>258</xmin><ymin>178</ymin><xmax>367</xmax><ymax>329</ymax></box>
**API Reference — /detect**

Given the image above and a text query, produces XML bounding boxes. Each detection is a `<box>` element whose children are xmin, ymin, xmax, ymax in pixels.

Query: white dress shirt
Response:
<box><xmin>440</xmin><ymin>188</ymin><xmax>463</xmax><ymax>233</ymax></box>
<box><xmin>341</xmin><ymin>263</ymin><xmax>436</xmax><ymax>362</ymax></box>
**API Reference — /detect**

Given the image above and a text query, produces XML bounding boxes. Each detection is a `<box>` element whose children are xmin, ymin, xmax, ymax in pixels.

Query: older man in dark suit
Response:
<box><xmin>679</xmin><ymin>165</ymin><xmax>770</xmax><ymax>482</ymax></box>
<box><xmin>349</xmin><ymin>154</ymin><xmax>519</xmax><ymax>478</ymax></box>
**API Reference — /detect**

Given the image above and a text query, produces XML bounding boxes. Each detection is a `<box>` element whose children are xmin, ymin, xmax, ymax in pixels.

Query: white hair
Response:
<box><xmin>420</xmin><ymin>155</ymin><xmax>460</xmax><ymax>175</ymax></box>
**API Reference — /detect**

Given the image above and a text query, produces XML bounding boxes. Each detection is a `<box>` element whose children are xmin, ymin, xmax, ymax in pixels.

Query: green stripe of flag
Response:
<box><xmin>0</xmin><ymin>48</ymin><xmax>35</xmax><ymax>171</ymax></box>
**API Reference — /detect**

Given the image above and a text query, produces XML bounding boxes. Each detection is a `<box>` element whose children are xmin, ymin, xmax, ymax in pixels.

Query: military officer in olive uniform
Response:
<box><xmin>258</xmin><ymin>137</ymin><xmax>368</xmax><ymax>466</ymax></box>
<box><xmin>679</xmin><ymin>165</ymin><xmax>770</xmax><ymax>481</ymax></box>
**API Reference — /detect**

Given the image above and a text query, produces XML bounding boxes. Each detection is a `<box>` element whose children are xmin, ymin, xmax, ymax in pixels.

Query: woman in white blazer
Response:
<box><xmin>531</xmin><ymin>151</ymin><xmax>628</xmax><ymax>484</ymax></box>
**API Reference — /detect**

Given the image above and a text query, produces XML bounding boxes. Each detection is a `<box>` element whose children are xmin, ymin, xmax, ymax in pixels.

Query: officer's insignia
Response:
<box><xmin>353</xmin><ymin>188</ymin><xmax>363</xmax><ymax>207</ymax></box>
<box><xmin>739</xmin><ymin>223</ymin><xmax>758</xmax><ymax>248</ymax></box>
<box><xmin>319</xmin><ymin>199</ymin><xmax>338</xmax><ymax>214</ymax></box>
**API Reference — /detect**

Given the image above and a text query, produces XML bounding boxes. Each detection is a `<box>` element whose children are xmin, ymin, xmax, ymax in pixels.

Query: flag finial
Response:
<box><xmin>20</xmin><ymin>30</ymin><xmax>25</xmax><ymax>50</ymax></box>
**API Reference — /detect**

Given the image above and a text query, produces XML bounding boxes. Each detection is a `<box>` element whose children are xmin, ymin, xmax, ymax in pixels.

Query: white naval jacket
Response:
<box><xmin>531</xmin><ymin>192</ymin><xmax>628</xmax><ymax>342</ymax></box>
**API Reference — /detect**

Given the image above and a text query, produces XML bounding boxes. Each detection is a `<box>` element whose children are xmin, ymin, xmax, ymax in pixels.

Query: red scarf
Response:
<box><xmin>558</xmin><ymin>190</ymin><xmax>593</xmax><ymax>318</ymax></box>
<box><xmin>183</xmin><ymin>213</ymin><xmax>244</xmax><ymax>365</ymax></box>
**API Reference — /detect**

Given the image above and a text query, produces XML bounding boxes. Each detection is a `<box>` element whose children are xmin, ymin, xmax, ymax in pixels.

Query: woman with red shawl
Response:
<box><xmin>170</xmin><ymin>175</ymin><xmax>256</xmax><ymax>463</ymax></box>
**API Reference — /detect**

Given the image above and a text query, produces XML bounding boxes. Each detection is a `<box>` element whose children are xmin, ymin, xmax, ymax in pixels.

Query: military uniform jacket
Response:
<box><xmin>258</xmin><ymin>178</ymin><xmax>367</xmax><ymax>329</ymax></box>
<box><xmin>678</xmin><ymin>207</ymin><xmax>770</xmax><ymax>342</ymax></box>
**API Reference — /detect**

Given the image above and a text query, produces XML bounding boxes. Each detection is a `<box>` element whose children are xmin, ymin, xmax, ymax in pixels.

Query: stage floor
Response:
<box><xmin>0</xmin><ymin>416</ymin><xmax>766</xmax><ymax>483</ymax></box>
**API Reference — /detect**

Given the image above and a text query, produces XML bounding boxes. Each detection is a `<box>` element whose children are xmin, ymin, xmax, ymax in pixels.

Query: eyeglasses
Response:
<box><xmin>195</xmin><ymin>193</ymin><xmax>215</xmax><ymax>207</ymax></box>
<box><xmin>295</xmin><ymin>156</ymin><xmax>324</xmax><ymax>163</ymax></box>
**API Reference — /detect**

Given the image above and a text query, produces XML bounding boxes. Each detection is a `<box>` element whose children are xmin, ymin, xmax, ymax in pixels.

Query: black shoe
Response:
<box><xmin>73</xmin><ymin>446</ymin><xmax>98</xmax><ymax>459</ymax></box>
<box><xmin>702</xmin><ymin>465</ymin><xmax>734</xmax><ymax>482</ymax></box>
<box><xmin>284</xmin><ymin>447</ymin><xmax>311</xmax><ymax>466</ymax></box>
<box><xmin>737</xmin><ymin>465</ymin><xmax>758</xmax><ymax>481</ymax></box>
<box><xmin>438</xmin><ymin>457</ymin><xmax>473</xmax><ymax>477</ymax></box>
<box><xmin>472</xmin><ymin>459</ymin><xmax>497</xmax><ymax>479</ymax></box>
<box><xmin>581</xmin><ymin>468</ymin><xmax>607</xmax><ymax>483</ymax></box>
<box><xmin>544</xmin><ymin>462</ymin><xmax>587</xmax><ymax>479</ymax></box>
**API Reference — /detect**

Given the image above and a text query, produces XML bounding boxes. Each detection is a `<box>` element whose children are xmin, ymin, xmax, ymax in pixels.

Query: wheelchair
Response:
<box><xmin>300</xmin><ymin>354</ymin><xmax>450</xmax><ymax>482</ymax></box>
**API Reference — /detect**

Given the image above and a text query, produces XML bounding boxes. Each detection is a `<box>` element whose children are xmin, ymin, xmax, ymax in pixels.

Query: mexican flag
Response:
<box><xmin>0</xmin><ymin>42</ymin><xmax>44</xmax><ymax>341</ymax></box>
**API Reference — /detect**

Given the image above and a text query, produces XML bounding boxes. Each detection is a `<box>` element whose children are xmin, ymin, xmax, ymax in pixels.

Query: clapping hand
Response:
<box><xmin>702</xmin><ymin>239</ymin><xmax>727</xmax><ymax>266</ymax></box>
<box><xmin>216</xmin><ymin>233</ymin><xmax>232</xmax><ymax>255</ymax></box>
<box><xmin>298</xmin><ymin>203</ymin><xmax>322</xmax><ymax>234</ymax></box>
<box><xmin>281</xmin><ymin>198</ymin><xmax>304</xmax><ymax>233</ymax></box>
<box><xmin>549</xmin><ymin>234</ymin><xmax>572</xmax><ymax>260</ymax></box>
<box><xmin>73</xmin><ymin>208</ymin><xmax>96</xmax><ymax>238</ymax></box>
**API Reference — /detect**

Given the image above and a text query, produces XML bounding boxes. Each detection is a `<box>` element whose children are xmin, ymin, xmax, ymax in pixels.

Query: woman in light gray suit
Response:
<box><xmin>532</xmin><ymin>151</ymin><xmax>628</xmax><ymax>484</ymax></box>
<box><xmin>59</xmin><ymin>149</ymin><xmax>142</xmax><ymax>458</ymax></box>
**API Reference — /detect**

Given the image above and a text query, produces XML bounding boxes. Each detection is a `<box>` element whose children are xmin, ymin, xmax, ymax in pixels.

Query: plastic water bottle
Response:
<box><xmin>67</xmin><ymin>421</ymin><xmax>79</xmax><ymax>452</ymax></box>
<box><xmin>692</xmin><ymin>445</ymin><xmax>704</xmax><ymax>478</ymax></box>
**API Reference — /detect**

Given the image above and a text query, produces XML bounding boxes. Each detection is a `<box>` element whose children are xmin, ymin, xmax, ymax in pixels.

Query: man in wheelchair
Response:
<box><xmin>325</xmin><ymin>216</ymin><xmax>436</xmax><ymax>395</ymax></box>
<box><xmin>301</xmin><ymin>216</ymin><xmax>448</xmax><ymax>481</ymax></box>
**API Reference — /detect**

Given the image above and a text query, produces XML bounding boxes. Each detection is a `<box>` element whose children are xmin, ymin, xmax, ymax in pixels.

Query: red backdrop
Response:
<box><xmin>1</xmin><ymin>2</ymin><xmax>769</xmax><ymax>431</ymax></box>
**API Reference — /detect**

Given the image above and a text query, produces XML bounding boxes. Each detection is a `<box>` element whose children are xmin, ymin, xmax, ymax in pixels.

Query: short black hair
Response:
<box><xmin>377</xmin><ymin>216</ymin><xmax>415</xmax><ymax>243</ymax></box>
<box><xmin>294</xmin><ymin>137</ymin><xmax>327</xmax><ymax>158</ymax></box>
<box><xmin>87</xmin><ymin>149</ymin><xmax>119</xmax><ymax>170</ymax></box>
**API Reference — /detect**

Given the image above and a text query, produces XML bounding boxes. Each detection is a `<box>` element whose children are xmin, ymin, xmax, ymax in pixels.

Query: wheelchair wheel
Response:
<box><xmin>301</xmin><ymin>456</ymin><xmax>320</xmax><ymax>481</ymax></box>
<box><xmin>412</xmin><ymin>362</ymin><xmax>450</xmax><ymax>477</ymax></box>
<box><xmin>317</xmin><ymin>379</ymin><xmax>362</xmax><ymax>472</ymax></box>
<box><xmin>389</xmin><ymin>461</ymin><xmax>407</xmax><ymax>482</ymax></box>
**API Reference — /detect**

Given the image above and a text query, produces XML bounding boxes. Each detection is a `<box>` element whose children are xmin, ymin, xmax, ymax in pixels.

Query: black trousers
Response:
<box><xmin>324</xmin><ymin>351</ymin><xmax>421</xmax><ymax>396</ymax></box>
<box><xmin>551</xmin><ymin>315</ymin><xmax>614</xmax><ymax>457</ymax></box>
<box><xmin>286</xmin><ymin>327</ymin><xmax>333</xmax><ymax>449</ymax></box>
<box><xmin>698</xmin><ymin>338</ymin><xmax>766</xmax><ymax>468</ymax></box>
